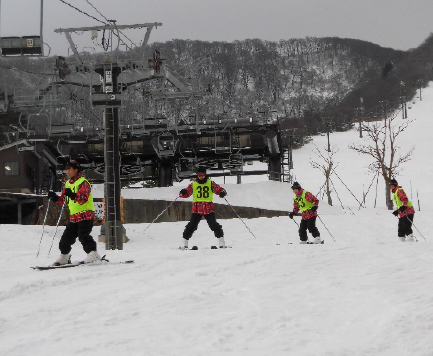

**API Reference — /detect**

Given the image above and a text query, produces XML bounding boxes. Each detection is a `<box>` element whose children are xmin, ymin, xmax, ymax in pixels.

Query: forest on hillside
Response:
<box><xmin>145</xmin><ymin>37</ymin><xmax>403</xmax><ymax>120</ymax></box>
<box><xmin>1</xmin><ymin>34</ymin><xmax>433</xmax><ymax>143</ymax></box>
<box><xmin>334</xmin><ymin>34</ymin><xmax>433</xmax><ymax>117</ymax></box>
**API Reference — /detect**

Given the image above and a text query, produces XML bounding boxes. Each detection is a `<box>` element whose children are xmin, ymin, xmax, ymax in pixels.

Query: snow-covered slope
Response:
<box><xmin>1</xmin><ymin>84</ymin><xmax>433</xmax><ymax>356</ymax></box>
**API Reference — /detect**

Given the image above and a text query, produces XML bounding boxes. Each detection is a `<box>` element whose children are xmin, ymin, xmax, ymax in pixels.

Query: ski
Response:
<box><xmin>31</xmin><ymin>256</ymin><xmax>134</xmax><ymax>271</ymax></box>
<box><xmin>178</xmin><ymin>245</ymin><xmax>198</xmax><ymax>250</ymax></box>
<box><xmin>98</xmin><ymin>256</ymin><xmax>135</xmax><ymax>264</ymax></box>
<box><xmin>31</xmin><ymin>263</ymin><xmax>81</xmax><ymax>271</ymax></box>
<box><xmin>306</xmin><ymin>240</ymin><xmax>325</xmax><ymax>244</ymax></box>
<box><xmin>177</xmin><ymin>245</ymin><xmax>231</xmax><ymax>250</ymax></box>
<box><xmin>276</xmin><ymin>241</ymin><xmax>324</xmax><ymax>245</ymax></box>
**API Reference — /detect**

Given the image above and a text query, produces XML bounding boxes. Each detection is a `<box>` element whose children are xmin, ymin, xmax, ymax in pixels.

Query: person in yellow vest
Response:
<box><xmin>389</xmin><ymin>179</ymin><xmax>416</xmax><ymax>242</ymax></box>
<box><xmin>288</xmin><ymin>181</ymin><xmax>322</xmax><ymax>244</ymax></box>
<box><xmin>179</xmin><ymin>167</ymin><xmax>227</xmax><ymax>249</ymax></box>
<box><xmin>47</xmin><ymin>160</ymin><xmax>100</xmax><ymax>265</ymax></box>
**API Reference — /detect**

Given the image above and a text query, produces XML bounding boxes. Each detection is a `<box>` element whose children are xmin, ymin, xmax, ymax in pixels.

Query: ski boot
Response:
<box><xmin>53</xmin><ymin>253</ymin><xmax>71</xmax><ymax>266</ymax></box>
<box><xmin>82</xmin><ymin>251</ymin><xmax>101</xmax><ymax>264</ymax></box>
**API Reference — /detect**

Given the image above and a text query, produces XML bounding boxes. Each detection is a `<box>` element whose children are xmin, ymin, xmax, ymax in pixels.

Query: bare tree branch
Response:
<box><xmin>310</xmin><ymin>144</ymin><xmax>338</xmax><ymax>206</ymax></box>
<box><xmin>349</xmin><ymin>112</ymin><xmax>414</xmax><ymax>209</ymax></box>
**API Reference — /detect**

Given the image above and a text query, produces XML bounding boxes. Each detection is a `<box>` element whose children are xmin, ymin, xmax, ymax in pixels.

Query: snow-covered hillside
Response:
<box><xmin>1</xmin><ymin>84</ymin><xmax>433</xmax><ymax>356</ymax></box>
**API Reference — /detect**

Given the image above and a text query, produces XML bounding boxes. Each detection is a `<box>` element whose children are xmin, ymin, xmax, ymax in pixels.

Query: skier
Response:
<box><xmin>179</xmin><ymin>167</ymin><xmax>227</xmax><ymax>249</ymax></box>
<box><xmin>389</xmin><ymin>179</ymin><xmax>415</xmax><ymax>242</ymax></box>
<box><xmin>47</xmin><ymin>160</ymin><xmax>100</xmax><ymax>265</ymax></box>
<box><xmin>288</xmin><ymin>181</ymin><xmax>322</xmax><ymax>244</ymax></box>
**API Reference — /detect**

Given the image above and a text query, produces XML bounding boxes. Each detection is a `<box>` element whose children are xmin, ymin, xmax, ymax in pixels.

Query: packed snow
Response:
<box><xmin>1</xmin><ymin>84</ymin><xmax>433</xmax><ymax>356</ymax></box>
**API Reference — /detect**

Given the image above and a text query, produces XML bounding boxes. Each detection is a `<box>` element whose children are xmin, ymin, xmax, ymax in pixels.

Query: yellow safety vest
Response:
<box><xmin>65</xmin><ymin>176</ymin><xmax>95</xmax><ymax>215</ymax></box>
<box><xmin>192</xmin><ymin>179</ymin><xmax>213</xmax><ymax>202</ymax></box>
<box><xmin>393</xmin><ymin>188</ymin><xmax>413</xmax><ymax>209</ymax></box>
<box><xmin>294</xmin><ymin>190</ymin><xmax>315</xmax><ymax>212</ymax></box>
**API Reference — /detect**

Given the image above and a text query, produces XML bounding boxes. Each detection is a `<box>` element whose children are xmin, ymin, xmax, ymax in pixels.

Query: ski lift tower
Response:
<box><xmin>54</xmin><ymin>22</ymin><xmax>162</xmax><ymax>250</ymax></box>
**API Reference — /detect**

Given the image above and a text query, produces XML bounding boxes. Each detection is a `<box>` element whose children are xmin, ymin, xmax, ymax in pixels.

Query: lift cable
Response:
<box><xmin>58</xmin><ymin>0</ymin><xmax>106</xmax><ymax>24</ymax></box>
<box><xmin>84</xmin><ymin>0</ymin><xmax>137</xmax><ymax>49</ymax></box>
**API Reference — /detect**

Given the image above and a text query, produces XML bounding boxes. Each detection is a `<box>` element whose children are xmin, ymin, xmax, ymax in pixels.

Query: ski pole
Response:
<box><xmin>224</xmin><ymin>198</ymin><xmax>257</xmax><ymax>239</ymax></box>
<box><xmin>317</xmin><ymin>215</ymin><xmax>336</xmax><ymax>242</ymax></box>
<box><xmin>143</xmin><ymin>196</ymin><xmax>180</xmax><ymax>234</ymax></box>
<box><xmin>405</xmin><ymin>215</ymin><xmax>426</xmax><ymax>241</ymax></box>
<box><xmin>333</xmin><ymin>171</ymin><xmax>363</xmax><ymax>207</ymax></box>
<box><xmin>36</xmin><ymin>199</ymin><xmax>51</xmax><ymax>258</ymax></box>
<box><xmin>289</xmin><ymin>214</ymin><xmax>300</xmax><ymax>228</ymax></box>
<box><xmin>48</xmin><ymin>200</ymin><xmax>67</xmax><ymax>256</ymax></box>
<box><xmin>44</xmin><ymin>167</ymin><xmax>60</xmax><ymax>257</ymax></box>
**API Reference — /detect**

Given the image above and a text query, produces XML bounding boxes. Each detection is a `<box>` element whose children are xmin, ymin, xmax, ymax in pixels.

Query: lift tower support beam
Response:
<box><xmin>94</xmin><ymin>63</ymin><xmax>124</xmax><ymax>250</ymax></box>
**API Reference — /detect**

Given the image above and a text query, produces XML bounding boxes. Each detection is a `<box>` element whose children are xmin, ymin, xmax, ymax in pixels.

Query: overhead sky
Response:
<box><xmin>0</xmin><ymin>0</ymin><xmax>432</xmax><ymax>57</ymax></box>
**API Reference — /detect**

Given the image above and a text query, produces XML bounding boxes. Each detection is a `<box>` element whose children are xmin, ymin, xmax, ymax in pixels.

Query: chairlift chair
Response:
<box><xmin>0</xmin><ymin>36</ymin><xmax>43</xmax><ymax>57</ymax></box>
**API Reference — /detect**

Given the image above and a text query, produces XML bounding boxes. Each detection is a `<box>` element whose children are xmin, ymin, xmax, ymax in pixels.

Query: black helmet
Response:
<box><xmin>291</xmin><ymin>181</ymin><xmax>301</xmax><ymax>190</ymax></box>
<box><xmin>389</xmin><ymin>179</ymin><xmax>398</xmax><ymax>186</ymax></box>
<box><xmin>65</xmin><ymin>159</ymin><xmax>81</xmax><ymax>172</ymax></box>
<box><xmin>197</xmin><ymin>166</ymin><xmax>207</xmax><ymax>174</ymax></box>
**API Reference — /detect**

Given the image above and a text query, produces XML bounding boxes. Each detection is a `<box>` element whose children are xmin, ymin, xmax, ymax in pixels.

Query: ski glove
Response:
<box><xmin>219</xmin><ymin>191</ymin><xmax>227</xmax><ymax>198</ymax></box>
<box><xmin>392</xmin><ymin>210</ymin><xmax>399</xmax><ymax>216</ymax></box>
<box><xmin>398</xmin><ymin>206</ymin><xmax>407</xmax><ymax>212</ymax></box>
<box><xmin>48</xmin><ymin>191</ymin><xmax>58</xmax><ymax>202</ymax></box>
<box><xmin>311</xmin><ymin>205</ymin><xmax>318</xmax><ymax>212</ymax></box>
<box><xmin>64</xmin><ymin>188</ymin><xmax>77</xmax><ymax>200</ymax></box>
<box><xmin>289</xmin><ymin>212</ymin><xmax>294</xmax><ymax>219</ymax></box>
<box><xmin>179</xmin><ymin>189</ymin><xmax>188</xmax><ymax>196</ymax></box>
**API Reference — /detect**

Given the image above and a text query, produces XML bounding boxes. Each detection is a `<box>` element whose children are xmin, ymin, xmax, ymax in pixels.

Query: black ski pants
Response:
<box><xmin>299</xmin><ymin>216</ymin><xmax>320</xmax><ymax>242</ymax></box>
<box><xmin>183</xmin><ymin>213</ymin><xmax>223</xmax><ymax>240</ymax></box>
<box><xmin>398</xmin><ymin>214</ymin><xmax>414</xmax><ymax>237</ymax></box>
<box><xmin>59</xmin><ymin>220</ymin><xmax>96</xmax><ymax>254</ymax></box>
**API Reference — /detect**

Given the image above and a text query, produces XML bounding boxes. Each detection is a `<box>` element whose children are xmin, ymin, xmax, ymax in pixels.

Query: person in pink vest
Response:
<box><xmin>289</xmin><ymin>181</ymin><xmax>322</xmax><ymax>244</ymax></box>
<box><xmin>389</xmin><ymin>179</ymin><xmax>415</xmax><ymax>242</ymax></box>
<box><xmin>47</xmin><ymin>160</ymin><xmax>100</xmax><ymax>265</ymax></box>
<box><xmin>178</xmin><ymin>167</ymin><xmax>227</xmax><ymax>249</ymax></box>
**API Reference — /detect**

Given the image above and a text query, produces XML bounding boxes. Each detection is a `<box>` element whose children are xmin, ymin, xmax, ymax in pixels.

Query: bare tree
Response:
<box><xmin>311</xmin><ymin>145</ymin><xmax>337</xmax><ymax>206</ymax></box>
<box><xmin>349</xmin><ymin>113</ymin><xmax>414</xmax><ymax>209</ymax></box>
